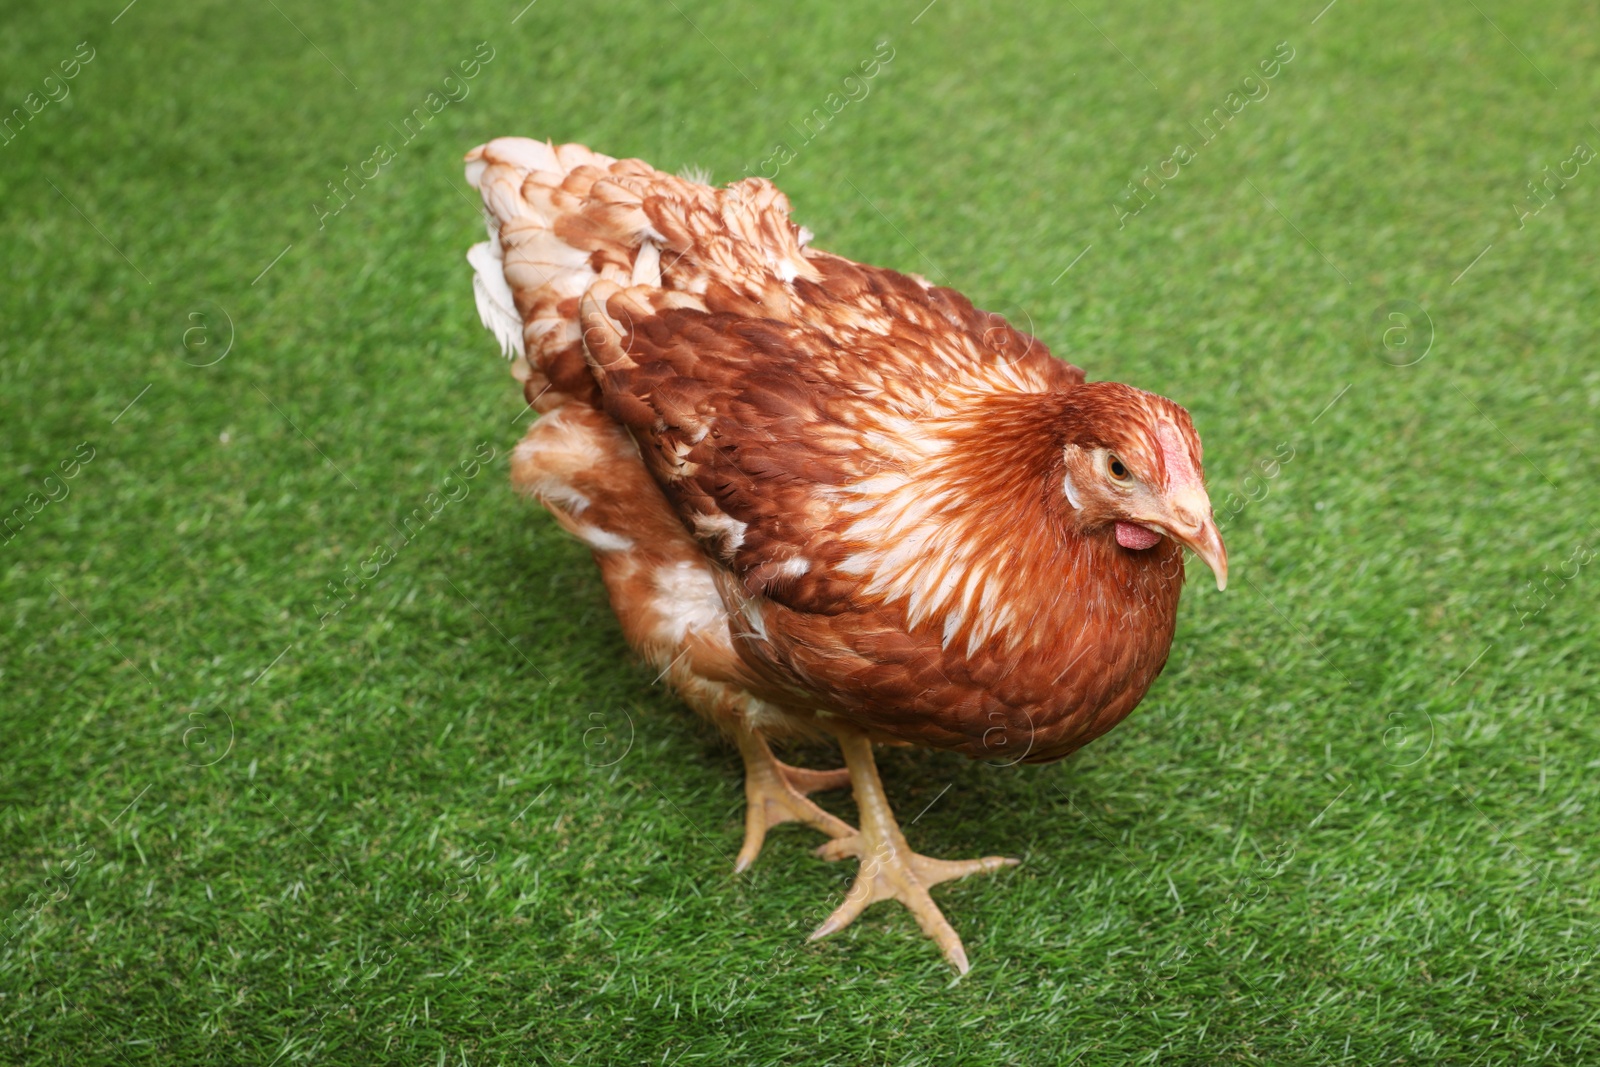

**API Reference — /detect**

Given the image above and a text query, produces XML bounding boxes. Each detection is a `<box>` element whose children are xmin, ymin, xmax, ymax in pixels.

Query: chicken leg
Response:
<box><xmin>809</xmin><ymin>724</ymin><xmax>1018</xmax><ymax>974</ymax></box>
<box><xmin>732</xmin><ymin>721</ymin><xmax>854</xmax><ymax>873</ymax></box>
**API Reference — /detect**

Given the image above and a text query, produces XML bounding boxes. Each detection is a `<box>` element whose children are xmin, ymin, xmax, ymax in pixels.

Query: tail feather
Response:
<box><xmin>467</xmin><ymin>238</ymin><xmax>523</xmax><ymax>361</ymax></box>
<box><xmin>465</xmin><ymin>139</ymin><xmax>606</xmax><ymax>407</ymax></box>
<box><xmin>464</xmin><ymin>136</ymin><xmax>816</xmax><ymax>411</ymax></box>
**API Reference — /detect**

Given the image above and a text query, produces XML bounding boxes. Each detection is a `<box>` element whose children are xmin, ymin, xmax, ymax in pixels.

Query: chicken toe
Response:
<box><xmin>808</xmin><ymin>725</ymin><xmax>1018</xmax><ymax>974</ymax></box>
<box><xmin>733</xmin><ymin>723</ymin><xmax>854</xmax><ymax>874</ymax></box>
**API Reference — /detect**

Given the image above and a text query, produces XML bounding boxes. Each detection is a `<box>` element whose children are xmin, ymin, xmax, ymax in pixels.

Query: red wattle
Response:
<box><xmin>1115</xmin><ymin>522</ymin><xmax>1162</xmax><ymax>550</ymax></box>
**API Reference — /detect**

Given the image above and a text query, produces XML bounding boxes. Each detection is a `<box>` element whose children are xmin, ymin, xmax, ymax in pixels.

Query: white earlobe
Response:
<box><xmin>1062</xmin><ymin>470</ymin><xmax>1083</xmax><ymax>510</ymax></box>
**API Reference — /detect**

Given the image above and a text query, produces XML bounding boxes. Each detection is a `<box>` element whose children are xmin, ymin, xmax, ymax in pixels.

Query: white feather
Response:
<box><xmin>677</xmin><ymin>163</ymin><xmax>714</xmax><ymax>186</ymax></box>
<box><xmin>488</xmin><ymin>136</ymin><xmax>560</xmax><ymax>173</ymax></box>
<box><xmin>467</xmin><ymin>240</ymin><xmax>524</xmax><ymax>360</ymax></box>
<box><xmin>652</xmin><ymin>561</ymin><xmax>726</xmax><ymax>643</ymax></box>
<box><xmin>574</xmin><ymin>525</ymin><xmax>633</xmax><ymax>552</ymax></box>
<box><xmin>691</xmin><ymin>511</ymin><xmax>748</xmax><ymax>555</ymax></box>
<box><xmin>632</xmin><ymin>241</ymin><xmax>662</xmax><ymax>287</ymax></box>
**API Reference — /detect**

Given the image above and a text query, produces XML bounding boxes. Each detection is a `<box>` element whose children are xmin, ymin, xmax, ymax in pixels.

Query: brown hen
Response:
<box><xmin>464</xmin><ymin>138</ymin><xmax>1228</xmax><ymax>972</ymax></box>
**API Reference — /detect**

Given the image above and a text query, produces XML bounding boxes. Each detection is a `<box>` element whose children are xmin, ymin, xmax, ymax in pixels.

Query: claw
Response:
<box><xmin>808</xmin><ymin>727</ymin><xmax>1017</xmax><ymax>973</ymax></box>
<box><xmin>732</xmin><ymin>726</ymin><xmax>854</xmax><ymax>873</ymax></box>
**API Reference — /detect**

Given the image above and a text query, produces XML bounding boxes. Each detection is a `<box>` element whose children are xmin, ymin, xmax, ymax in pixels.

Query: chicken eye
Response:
<box><xmin>1107</xmin><ymin>455</ymin><xmax>1132</xmax><ymax>483</ymax></box>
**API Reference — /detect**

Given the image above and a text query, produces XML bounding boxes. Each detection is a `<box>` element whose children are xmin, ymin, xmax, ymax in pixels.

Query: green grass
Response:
<box><xmin>2</xmin><ymin>0</ymin><xmax>1598</xmax><ymax>1062</ymax></box>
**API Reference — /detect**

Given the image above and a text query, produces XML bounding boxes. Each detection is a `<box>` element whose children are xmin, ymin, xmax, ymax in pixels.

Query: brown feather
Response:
<box><xmin>465</xmin><ymin>138</ymin><xmax>1215</xmax><ymax>765</ymax></box>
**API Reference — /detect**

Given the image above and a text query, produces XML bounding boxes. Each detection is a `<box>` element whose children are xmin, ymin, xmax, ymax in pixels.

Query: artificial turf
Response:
<box><xmin>3</xmin><ymin>0</ymin><xmax>1598</xmax><ymax>1063</ymax></box>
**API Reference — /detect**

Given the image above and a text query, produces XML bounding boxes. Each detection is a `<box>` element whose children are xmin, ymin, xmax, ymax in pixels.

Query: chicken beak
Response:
<box><xmin>1166</xmin><ymin>489</ymin><xmax>1229</xmax><ymax>591</ymax></box>
<box><xmin>1180</xmin><ymin>514</ymin><xmax>1229</xmax><ymax>591</ymax></box>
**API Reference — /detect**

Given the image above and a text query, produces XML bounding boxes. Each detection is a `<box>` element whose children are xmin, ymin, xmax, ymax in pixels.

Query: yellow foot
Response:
<box><xmin>734</xmin><ymin>726</ymin><xmax>854</xmax><ymax>874</ymax></box>
<box><xmin>809</xmin><ymin>728</ymin><xmax>1018</xmax><ymax>974</ymax></box>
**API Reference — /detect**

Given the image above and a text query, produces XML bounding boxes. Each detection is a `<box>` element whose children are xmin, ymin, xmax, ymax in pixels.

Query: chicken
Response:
<box><xmin>463</xmin><ymin>138</ymin><xmax>1228</xmax><ymax>972</ymax></box>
